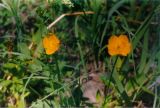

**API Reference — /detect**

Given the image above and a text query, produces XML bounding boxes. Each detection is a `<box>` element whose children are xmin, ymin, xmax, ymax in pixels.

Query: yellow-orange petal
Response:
<box><xmin>49</xmin><ymin>34</ymin><xmax>60</xmax><ymax>44</ymax></box>
<box><xmin>42</xmin><ymin>33</ymin><xmax>60</xmax><ymax>55</ymax></box>
<box><xmin>43</xmin><ymin>36</ymin><xmax>49</xmax><ymax>49</ymax></box>
<box><xmin>107</xmin><ymin>35</ymin><xmax>131</xmax><ymax>56</ymax></box>
<box><xmin>107</xmin><ymin>35</ymin><xmax>119</xmax><ymax>56</ymax></box>
<box><xmin>118</xmin><ymin>35</ymin><xmax>131</xmax><ymax>56</ymax></box>
<box><xmin>45</xmin><ymin>48</ymin><xmax>56</xmax><ymax>55</ymax></box>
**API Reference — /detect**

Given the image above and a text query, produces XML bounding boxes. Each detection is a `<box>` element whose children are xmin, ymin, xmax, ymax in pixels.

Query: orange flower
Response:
<box><xmin>43</xmin><ymin>33</ymin><xmax>60</xmax><ymax>55</ymax></box>
<box><xmin>107</xmin><ymin>35</ymin><xmax>131</xmax><ymax>56</ymax></box>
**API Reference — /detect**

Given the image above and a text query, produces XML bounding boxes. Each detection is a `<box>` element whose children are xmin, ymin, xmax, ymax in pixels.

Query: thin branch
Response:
<box><xmin>47</xmin><ymin>11</ymin><xmax>94</xmax><ymax>29</ymax></box>
<box><xmin>47</xmin><ymin>14</ymin><xmax>66</xmax><ymax>30</ymax></box>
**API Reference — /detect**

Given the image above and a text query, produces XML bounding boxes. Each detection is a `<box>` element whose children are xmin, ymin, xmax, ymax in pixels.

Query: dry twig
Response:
<box><xmin>47</xmin><ymin>11</ymin><xmax>94</xmax><ymax>29</ymax></box>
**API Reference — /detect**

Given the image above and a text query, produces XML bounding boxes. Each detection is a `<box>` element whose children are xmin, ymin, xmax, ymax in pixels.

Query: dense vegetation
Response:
<box><xmin>0</xmin><ymin>0</ymin><xmax>160</xmax><ymax>107</ymax></box>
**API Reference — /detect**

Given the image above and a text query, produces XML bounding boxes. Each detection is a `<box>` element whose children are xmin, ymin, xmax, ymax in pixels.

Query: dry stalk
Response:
<box><xmin>47</xmin><ymin>11</ymin><xmax>94</xmax><ymax>29</ymax></box>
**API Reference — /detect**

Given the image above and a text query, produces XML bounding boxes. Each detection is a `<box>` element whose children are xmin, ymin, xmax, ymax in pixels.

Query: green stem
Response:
<box><xmin>103</xmin><ymin>56</ymin><xmax>118</xmax><ymax>107</ymax></box>
<box><xmin>104</xmin><ymin>56</ymin><xmax>131</xmax><ymax>106</ymax></box>
<box><xmin>54</xmin><ymin>55</ymin><xmax>61</xmax><ymax>81</ymax></box>
<box><xmin>75</xmin><ymin>17</ymin><xmax>88</xmax><ymax>79</ymax></box>
<box><xmin>106</xmin><ymin>56</ymin><xmax>118</xmax><ymax>96</ymax></box>
<box><xmin>77</xmin><ymin>42</ymin><xmax>88</xmax><ymax>77</ymax></box>
<box><xmin>22</xmin><ymin>73</ymin><xmax>34</xmax><ymax>96</ymax></box>
<box><xmin>112</xmin><ymin>58</ymin><xmax>131</xmax><ymax>105</ymax></box>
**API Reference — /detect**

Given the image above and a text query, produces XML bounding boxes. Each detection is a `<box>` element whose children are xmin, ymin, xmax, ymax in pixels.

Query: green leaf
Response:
<box><xmin>0</xmin><ymin>80</ymin><xmax>12</xmax><ymax>89</ymax></box>
<box><xmin>28</xmin><ymin>59</ymin><xmax>43</xmax><ymax>73</ymax></box>
<box><xmin>33</xmin><ymin>41</ymin><xmax>43</xmax><ymax>58</ymax></box>
<box><xmin>31</xmin><ymin>100</ymin><xmax>51</xmax><ymax>108</ymax></box>
<box><xmin>132</xmin><ymin>11</ymin><xmax>155</xmax><ymax>50</ymax></box>
<box><xmin>19</xmin><ymin>43</ymin><xmax>31</xmax><ymax>59</ymax></box>
<box><xmin>3</xmin><ymin>63</ymin><xmax>18</xmax><ymax>69</ymax></box>
<box><xmin>32</xmin><ymin>27</ymin><xmax>47</xmax><ymax>58</ymax></box>
<box><xmin>115</xmin><ymin>57</ymin><xmax>124</xmax><ymax>71</ymax></box>
<box><xmin>96</xmin><ymin>90</ymin><xmax>103</xmax><ymax>105</ymax></box>
<box><xmin>112</xmin><ymin>58</ymin><xmax>130</xmax><ymax>104</ymax></box>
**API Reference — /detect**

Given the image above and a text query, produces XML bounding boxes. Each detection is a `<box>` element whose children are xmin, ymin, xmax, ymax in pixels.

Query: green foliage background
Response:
<box><xmin>0</xmin><ymin>0</ymin><xmax>160</xmax><ymax>107</ymax></box>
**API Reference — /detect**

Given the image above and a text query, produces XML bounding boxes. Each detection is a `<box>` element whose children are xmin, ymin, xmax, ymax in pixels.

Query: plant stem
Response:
<box><xmin>54</xmin><ymin>55</ymin><xmax>61</xmax><ymax>81</ymax></box>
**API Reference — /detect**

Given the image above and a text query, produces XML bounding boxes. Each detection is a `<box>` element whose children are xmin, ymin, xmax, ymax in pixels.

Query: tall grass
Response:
<box><xmin>0</xmin><ymin>0</ymin><xmax>160</xmax><ymax>107</ymax></box>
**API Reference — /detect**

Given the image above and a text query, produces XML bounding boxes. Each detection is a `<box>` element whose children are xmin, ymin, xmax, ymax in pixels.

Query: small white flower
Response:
<box><xmin>62</xmin><ymin>0</ymin><xmax>74</xmax><ymax>7</ymax></box>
